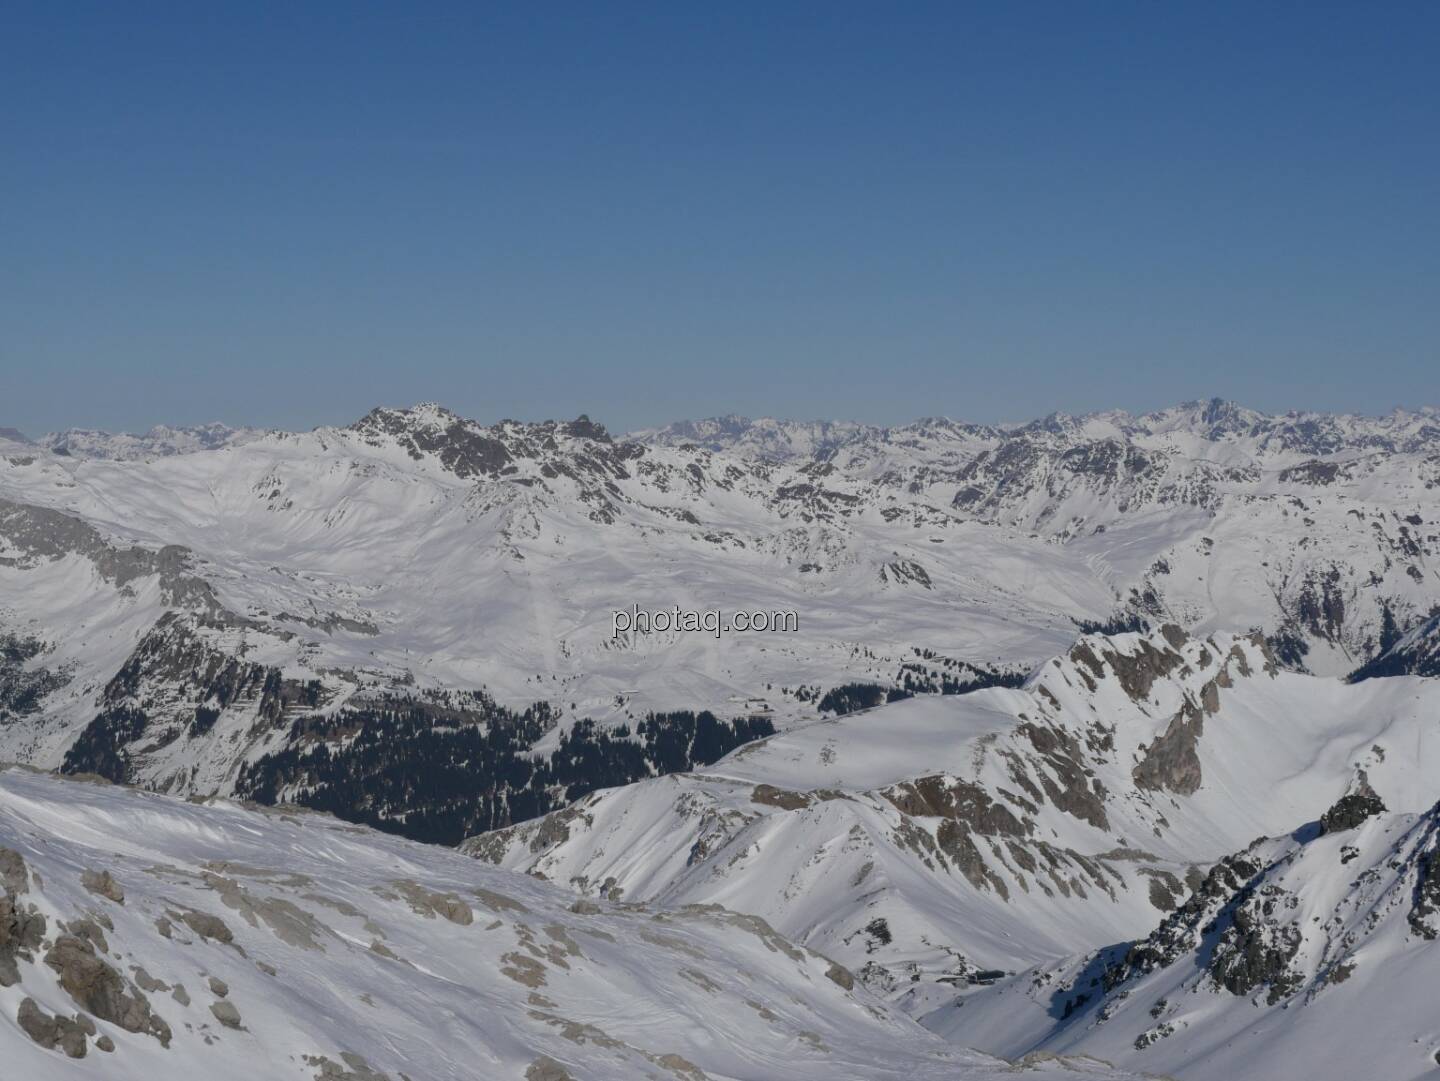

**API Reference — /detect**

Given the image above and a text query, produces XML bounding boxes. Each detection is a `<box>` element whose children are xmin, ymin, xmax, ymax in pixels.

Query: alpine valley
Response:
<box><xmin>3</xmin><ymin>399</ymin><xmax>1440</xmax><ymax>1079</ymax></box>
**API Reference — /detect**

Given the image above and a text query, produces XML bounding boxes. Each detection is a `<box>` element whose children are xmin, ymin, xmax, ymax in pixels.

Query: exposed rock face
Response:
<box><xmin>0</xmin><ymin>498</ymin><xmax>225</xmax><ymax>613</ymax></box>
<box><xmin>525</xmin><ymin>1056</ymin><xmax>576</xmax><ymax>1081</ymax></box>
<box><xmin>1409</xmin><ymin>846</ymin><xmax>1440</xmax><ymax>940</ymax></box>
<box><xmin>882</xmin><ymin>777</ymin><xmax>1027</xmax><ymax>835</ymax></box>
<box><xmin>751</xmin><ymin>784</ymin><xmax>813</xmax><ymax>811</ymax></box>
<box><xmin>0</xmin><ymin>630</ymin><xmax>68</xmax><ymax>720</ymax></box>
<box><xmin>1090</xmin><ymin>630</ymin><xmax>1188</xmax><ymax>701</ymax></box>
<box><xmin>1208</xmin><ymin>884</ymin><xmax>1304</xmax><ymax>1004</ymax></box>
<box><xmin>1132</xmin><ymin>700</ymin><xmax>1206</xmax><ymax>796</ymax></box>
<box><xmin>0</xmin><ymin>845</ymin><xmax>29</xmax><ymax>894</ymax></box>
<box><xmin>1014</xmin><ymin>722</ymin><xmax>1110</xmax><ymax>830</ymax></box>
<box><xmin>1319</xmin><ymin>776</ymin><xmax>1387</xmax><ymax>834</ymax></box>
<box><xmin>62</xmin><ymin>611</ymin><xmax>317</xmax><ymax>785</ymax></box>
<box><xmin>43</xmin><ymin>934</ymin><xmax>172</xmax><ymax>1045</ymax></box>
<box><xmin>386</xmin><ymin>880</ymin><xmax>473</xmax><ymax>925</ymax></box>
<box><xmin>0</xmin><ymin>895</ymin><xmax>46</xmax><ymax>987</ymax></box>
<box><xmin>0</xmin><ymin>847</ymin><xmax>45</xmax><ymax>987</ymax></box>
<box><xmin>1102</xmin><ymin>850</ymin><xmax>1268</xmax><ymax>995</ymax></box>
<box><xmin>305</xmin><ymin>1052</ymin><xmax>393</xmax><ymax>1081</ymax></box>
<box><xmin>1349</xmin><ymin>612</ymin><xmax>1440</xmax><ymax>680</ymax></box>
<box><xmin>81</xmin><ymin>867</ymin><xmax>126</xmax><ymax>904</ymax></box>
<box><xmin>824</xmin><ymin>962</ymin><xmax>855</xmax><ymax>990</ymax></box>
<box><xmin>16</xmin><ymin>997</ymin><xmax>90</xmax><ymax>1058</ymax></box>
<box><xmin>351</xmin><ymin>405</ymin><xmax>515</xmax><ymax>479</ymax></box>
<box><xmin>209</xmin><ymin>999</ymin><xmax>243</xmax><ymax>1029</ymax></box>
<box><xmin>175</xmin><ymin>907</ymin><xmax>235</xmax><ymax>944</ymax></box>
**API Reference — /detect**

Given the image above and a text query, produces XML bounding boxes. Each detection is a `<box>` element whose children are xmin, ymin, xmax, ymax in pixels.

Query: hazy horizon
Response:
<box><xmin>8</xmin><ymin>393</ymin><xmax>1440</xmax><ymax>444</ymax></box>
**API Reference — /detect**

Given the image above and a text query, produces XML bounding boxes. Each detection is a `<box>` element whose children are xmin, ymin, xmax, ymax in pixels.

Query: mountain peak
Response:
<box><xmin>37</xmin><ymin>422</ymin><xmax>262</xmax><ymax>460</ymax></box>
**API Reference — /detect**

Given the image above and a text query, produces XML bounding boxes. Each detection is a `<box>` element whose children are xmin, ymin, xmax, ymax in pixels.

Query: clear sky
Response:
<box><xmin>4</xmin><ymin>2</ymin><xmax>1437</xmax><ymax>436</ymax></box>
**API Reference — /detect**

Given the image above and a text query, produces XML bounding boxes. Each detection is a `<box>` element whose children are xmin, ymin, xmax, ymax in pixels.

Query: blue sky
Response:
<box><xmin>3</xmin><ymin>2</ymin><xmax>1437</xmax><ymax>435</ymax></box>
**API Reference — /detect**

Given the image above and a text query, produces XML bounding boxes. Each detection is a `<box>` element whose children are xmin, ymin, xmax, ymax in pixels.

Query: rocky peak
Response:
<box><xmin>347</xmin><ymin>404</ymin><xmax>638</xmax><ymax>482</ymax></box>
<box><xmin>631</xmin><ymin>416</ymin><xmax>879</xmax><ymax>460</ymax></box>
<box><xmin>1034</xmin><ymin>625</ymin><xmax>1271</xmax><ymax>713</ymax></box>
<box><xmin>1095</xmin><ymin>795</ymin><xmax>1440</xmax><ymax>1015</ymax></box>
<box><xmin>1318</xmin><ymin>772</ymin><xmax>1387</xmax><ymax>834</ymax></box>
<box><xmin>1185</xmin><ymin>397</ymin><xmax>1262</xmax><ymax>439</ymax></box>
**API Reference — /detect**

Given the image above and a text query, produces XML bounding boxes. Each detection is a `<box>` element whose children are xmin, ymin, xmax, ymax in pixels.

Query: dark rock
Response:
<box><xmin>0</xmin><ymin>889</ymin><xmax>47</xmax><ymax>986</ymax></box>
<box><xmin>1319</xmin><ymin>778</ymin><xmax>1387</xmax><ymax>834</ymax></box>
<box><xmin>0</xmin><ymin>846</ymin><xmax>29</xmax><ymax>894</ymax></box>
<box><xmin>209</xmin><ymin>999</ymin><xmax>243</xmax><ymax>1028</ymax></box>
<box><xmin>16</xmin><ymin>997</ymin><xmax>89</xmax><ymax>1058</ymax></box>
<box><xmin>1132</xmin><ymin>699</ymin><xmax>1205</xmax><ymax>796</ymax></box>
<box><xmin>43</xmin><ymin>933</ymin><xmax>171</xmax><ymax>1045</ymax></box>
<box><xmin>81</xmin><ymin>868</ymin><xmax>125</xmax><ymax>904</ymax></box>
<box><xmin>825</xmin><ymin>961</ymin><xmax>855</xmax><ymax>990</ymax></box>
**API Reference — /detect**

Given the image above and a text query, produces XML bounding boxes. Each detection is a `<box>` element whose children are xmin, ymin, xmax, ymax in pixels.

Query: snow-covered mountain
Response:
<box><xmin>927</xmin><ymin>786</ymin><xmax>1440</xmax><ymax>1080</ymax></box>
<box><xmin>0</xmin><ymin>767</ymin><xmax>1150</xmax><ymax>1081</ymax></box>
<box><xmin>4</xmin><ymin>398</ymin><xmax>1440</xmax><ymax>1078</ymax></box>
<box><xmin>1</xmin><ymin>399</ymin><xmax>1438</xmax><ymax>845</ymax></box>
<box><xmin>38</xmin><ymin>423</ymin><xmax>266</xmax><ymax>460</ymax></box>
<box><xmin>462</xmin><ymin>625</ymin><xmax>1440</xmax><ymax>1002</ymax></box>
<box><xmin>627</xmin><ymin>415</ymin><xmax>886</xmax><ymax>459</ymax></box>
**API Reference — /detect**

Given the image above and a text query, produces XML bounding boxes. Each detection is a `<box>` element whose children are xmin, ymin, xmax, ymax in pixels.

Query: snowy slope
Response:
<box><xmin>925</xmin><ymin>789</ymin><xmax>1440</xmax><ymax>1081</ymax></box>
<box><xmin>465</xmin><ymin>625</ymin><xmax>1440</xmax><ymax>1008</ymax></box>
<box><xmin>2</xmin><ymin>399</ymin><xmax>1438</xmax><ymax>837</ymax></box>
<box><xmin>0</xmin><ymin>767</ymin><xmax>1146</xmax><ymax>1081</ymax></box>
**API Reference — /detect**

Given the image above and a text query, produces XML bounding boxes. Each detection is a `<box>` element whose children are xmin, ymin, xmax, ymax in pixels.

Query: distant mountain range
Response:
<box><xmin>2</xmin><ymin>399</ymin><xmax>1437</xmax><ymax>837</ymax></box>
<box><xmin>3</xmin><ymin>398</ymin><xmax>1439</xmax><ymax>1079</ymax></box>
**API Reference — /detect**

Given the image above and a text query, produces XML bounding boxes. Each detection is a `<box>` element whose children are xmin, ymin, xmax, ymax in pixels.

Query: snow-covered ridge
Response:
<box><xmin>0</xmin><ymin>767</ymin><xmax>1144</xmax><ymax>1080</ymax></box>
<box><xmin>1</xmin><ymin>397</ymin><xmax>1438</xmax><ymax>843</ymax></box>
<box><xmin>929</xmin><ymin>786</ymin><xmax>1440</xmax><ymax>1080</ymax></box>
<box><xmin>464</xmin><ymin>624</ymin><xmax>1440</xmax><ymax>1013</ymax></box>
<box><xmin>632</xmin><ymin>399</ymin><xmax>1440</xmax><ymax>461</ymax></box>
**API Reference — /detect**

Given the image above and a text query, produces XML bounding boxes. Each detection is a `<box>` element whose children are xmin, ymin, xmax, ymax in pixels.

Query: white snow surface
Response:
<box><xmin>3</xmin><ymin>399</ymin><xmax>1439</xmax><ymax>789</ymax></box>
<box><xmin>465</xmin><ymin>626</ymin><xmax>1440</xmax><ymax>1011</ymax></box>
<box><xmin>925</xmin><ymin>801</ymin><xmax>1440</xmax><ymax>1081</ymax></box>
<box><xmin>0</xmin><ymin>767</ymin><xmax>1144</xmax><ymax>1081</ymax></box>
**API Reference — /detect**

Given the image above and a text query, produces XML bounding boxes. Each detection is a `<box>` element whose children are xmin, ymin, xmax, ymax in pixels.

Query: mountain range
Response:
<box><xmin>3</xmin><ymin>400</ymin><xmax>1438</xmax><ymax>832</ymax></box>
<box><xmin>463</xmin><ymin>622</ymin><xmax>1440</xmax><ymax>1076</ymax></box>
<box><xmin>4</xmin><ymin>398</ymin><xmax>1440</xmax><ymax>1077</ymax></box>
